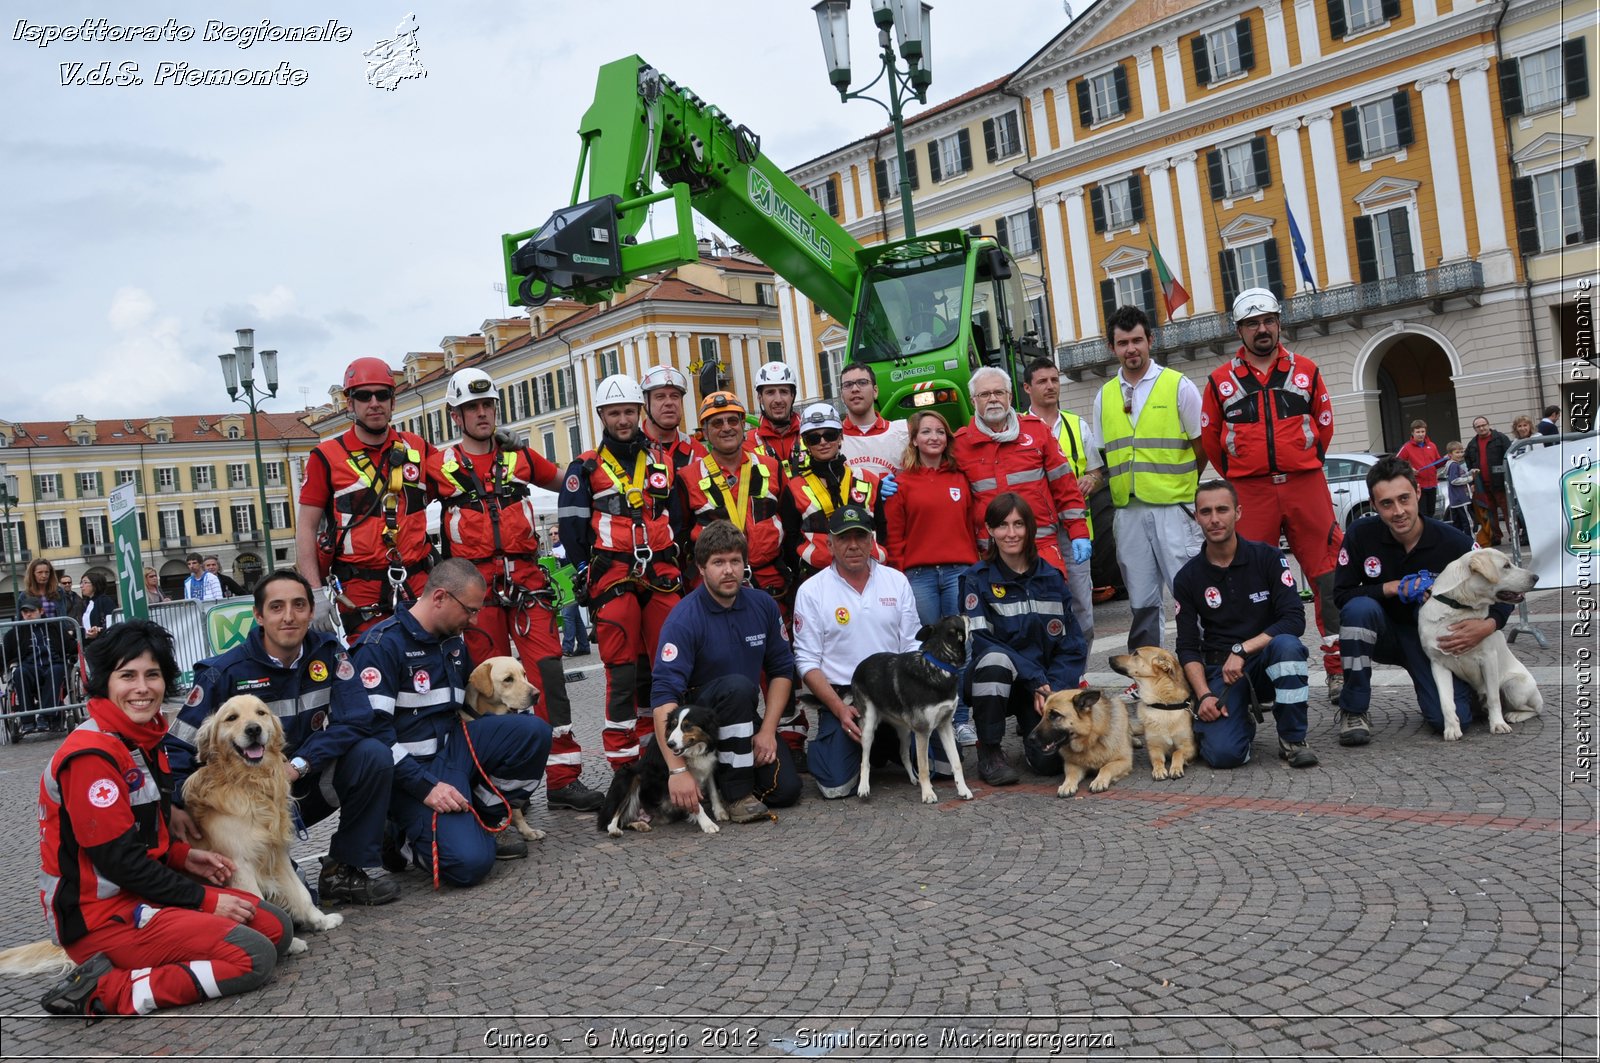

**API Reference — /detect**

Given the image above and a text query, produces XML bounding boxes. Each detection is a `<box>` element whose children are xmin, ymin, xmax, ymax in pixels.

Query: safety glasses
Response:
<box><xmin>349</xmin><ymin>388</ymin><xmax>394</xmax><ymax>403</ymax></box>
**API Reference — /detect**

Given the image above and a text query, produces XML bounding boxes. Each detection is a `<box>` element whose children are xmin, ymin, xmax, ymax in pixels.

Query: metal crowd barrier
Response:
<box><xmin>0</xmin><ymin>615</ymin><xmax>87</xmax><ymax>744</ymax></box>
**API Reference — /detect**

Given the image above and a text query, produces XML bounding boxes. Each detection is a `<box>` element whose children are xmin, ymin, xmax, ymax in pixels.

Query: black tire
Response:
<box><xmin>1345</xmin><ymin>503</ymin><xmax>1373</xmax><ymax>529</ymax></box>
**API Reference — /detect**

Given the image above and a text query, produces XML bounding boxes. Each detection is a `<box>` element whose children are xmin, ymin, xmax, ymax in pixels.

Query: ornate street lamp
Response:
<box><xmin>218</xmin><ymin>328</ymin><xmax>279</xmax><ymax>575</ymax></box>
<box><xmin>813</xmin><ymin>0</ymin><xmax>933</xmax><ymax>237</ymax></box>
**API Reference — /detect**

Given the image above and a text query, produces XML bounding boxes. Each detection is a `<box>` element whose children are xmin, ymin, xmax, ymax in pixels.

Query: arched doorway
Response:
<box><xmin>159</xmin><ymin>558</ymin><xmax>190</xmax><ymax>601</ymax></box>
<box><xmin>1370</xmin><ymin>333</ymin><xmax>1459</xmax><ymax>452</ymax></box>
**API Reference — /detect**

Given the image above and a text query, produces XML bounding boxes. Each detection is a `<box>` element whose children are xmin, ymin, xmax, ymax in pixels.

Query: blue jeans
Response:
<box><xmin>561</xmin><ymin>603</ymin><xmax>590</xmax><ymax>653</ymax></box>
<box><xmin>1339</xmin><ymin>596</ymin><xmax>1472</xmax><ymax>734</ymax></box>
<box><xmin>905</xmin><ymin>564</ymin><xmax>970</xmax><ymax>727</ymax></box>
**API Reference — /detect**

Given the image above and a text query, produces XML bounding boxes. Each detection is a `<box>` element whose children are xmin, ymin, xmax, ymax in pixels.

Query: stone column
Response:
<box><xmin>1063</xmin><ymin>187</ymin><xmax>1098</xmax><ymax>340</ymax></box>
<box><xmin>1304</xmin><ymin>110</ymin><xmax>1352</xmax><ymax>286</ymax></box>
<box><xmin>1038</xmin><ymin>192</ymin><xmax>1077</xmax><ymax>344</ymax></box>
<box><xmin>1271</xmin><ymin>119</ymin><xmax>1317</xmax><ymax>293</ymax></box>
<box><xmin>1172</xmin><ymin>152</ymin><xmax>1217</xmax><ymax>313</ymax></box>
<box><xmin>1456</xmin><ymin>60</ymin><xmax>1513</xmax><ymax>281</ymax></box>
<box><xmin>1417</xmin><ymin>72</ymin><xmax>1469</xmax><ymax>263</ymax></box>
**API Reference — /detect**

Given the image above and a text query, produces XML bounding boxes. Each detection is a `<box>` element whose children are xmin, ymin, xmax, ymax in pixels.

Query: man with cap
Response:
<box><xmin>428</xmin><ymin>367</ymin><xmax>602</xmax><ymax>813</ymax></box>
<box><xmin>791</xmin><ymin>504</ymin><xmax>924</xmax><ymax>799</ymax></box>
<box><xmin>297</xmin><ymin>357</ymin><xmax>434</xmax><ymax>641</ymax></box>
<box><xmin>650</xmin><ymin>520</ymin><xmax>803</xmax><ymax>823</ymax></box>
<box><xmin>1201</xmin><ymin>288</ymin><xmax>1344</xmax><ymax>700</ymax></box>
<box><xmin>558</xmin><ymin>374</ymin><xmax>686</xmax><ymax>772</ymax></box>
<box><xmin>4</xmin><ymin>595</ymin><xmax>77</xmax><ymax>733</ymax></box>
<box><xmin>640</xmin><ymin>364</ymin><xmax>707</xmax><ymax>474</ymax></box>
<box><xmin>838</xmin><ymin>362</ymin><xmax>909</xmax><ymax>479</ymax></box>
<box><xmin>745</xmin><ymin>361</ymin><xmax>803</xmax><ymax>471</ymax></box>
<box><xmin>782</xmin><ymin>402</ymin><xmax>894</xmax><ymax>584</ymax></box>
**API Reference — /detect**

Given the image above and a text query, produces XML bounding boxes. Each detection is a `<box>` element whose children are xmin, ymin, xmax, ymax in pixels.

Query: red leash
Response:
<box><xmin>431</xmin><ymin>717</ymin><xmax>512</xmax><ymax>890</ymax></box>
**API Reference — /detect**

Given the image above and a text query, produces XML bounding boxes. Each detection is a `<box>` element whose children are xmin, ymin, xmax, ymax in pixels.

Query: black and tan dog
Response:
<box><xmin>596</xmin><ymin>704</ymin><xmax>726</xmax><ymax>837</ymax></box>
<box><xmin>1030</xmin><ymin>688</ymin><xmax>1134</xmax><ymax>797</ymax></box>
<box><xmin>851</xmin><ymin>615</ymin><xmax>972</xmax><ymax>804</ymax></box>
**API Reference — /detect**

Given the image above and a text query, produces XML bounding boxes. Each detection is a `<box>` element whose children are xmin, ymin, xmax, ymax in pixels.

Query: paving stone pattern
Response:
<box><xmin>0</xmin><ymin>590</ymin><xmax>1593</xmax><ymax>1061</ymax></box>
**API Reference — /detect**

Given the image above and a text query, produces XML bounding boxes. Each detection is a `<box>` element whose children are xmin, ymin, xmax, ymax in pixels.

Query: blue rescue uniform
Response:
<box><xmin>1173</xmin><ymin>536</ymin><xmax>1309</xmax><ymax>767</ymax></box>
<box><xmin>961</xmin><ymin>555</ymin><xmax>1086</xmax><ymax>772</ymax></box>
<box><xmin>166</xmin><ymin>628</ymin><xmax>392</xmax><ymax>868</ymax></box>
<box><xmin>1333</xmin><ymin>515</ymin><xmax>1510</xmax><ymax>733</ymax></box>
<box><xmin>354</xmin><ymin>606</ymin><xmax>551</xmax><ymax>887</ymax></box>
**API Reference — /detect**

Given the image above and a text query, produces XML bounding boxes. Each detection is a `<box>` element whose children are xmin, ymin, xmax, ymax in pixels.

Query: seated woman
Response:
<box><xmin>35</xmin><ymin>620</ymin><xmax>291</xmax><ymax>1017</ymax></box>
<box><xmin>884</xmin><ymin>409</ymin><xmax>979</xmax><ymax>747</ymax></box>
<box><xmin>961</xmin><ymin>493</ymin><xmax>1087</xmax><ymax>786</ymax></box>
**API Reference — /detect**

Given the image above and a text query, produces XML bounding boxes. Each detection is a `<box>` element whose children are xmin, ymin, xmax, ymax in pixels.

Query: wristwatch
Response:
<box><xmin>290</xmin><ymin>756</ymin><xmax>309</xmax><ymax>776</ymax></box>
<box><xmin>1230</xmin><ymin>642</ymin><xmax>1245</xmax><ymax>656</ymax></box>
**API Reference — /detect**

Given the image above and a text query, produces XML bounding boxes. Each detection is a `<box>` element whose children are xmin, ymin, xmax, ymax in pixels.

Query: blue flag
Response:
<box><xmin>1286</xmin><ymin>200</ymin><xmax>1317</xmax><ymax>291</ymax></box>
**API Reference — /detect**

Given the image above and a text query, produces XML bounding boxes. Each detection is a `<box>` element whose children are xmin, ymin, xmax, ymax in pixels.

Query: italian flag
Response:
<box><xmin>1148</xmin><ymin>236</ymin><xmax>1190</xmax><ymax>319</ymax></box>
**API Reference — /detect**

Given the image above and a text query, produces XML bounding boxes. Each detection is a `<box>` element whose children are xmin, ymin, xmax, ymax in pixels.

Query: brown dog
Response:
<box><xmin>1030</xmin><ymin>689</ymin><xmax>1134</xmax><ymax>797</ymax></box>
<box><xmin>462</xmin><ymin>657</ymin><xmax>545</xmax><ymax>842</ymax></box>
<box><xmin>1111</xmin><ymin>647</ymin><xmax>1198</xmax><ymax>780</ymax></box>
<box><xmin>184</xmin><ymin>695</ymin><xmax>342</xmax><ymax>953</ymax></box>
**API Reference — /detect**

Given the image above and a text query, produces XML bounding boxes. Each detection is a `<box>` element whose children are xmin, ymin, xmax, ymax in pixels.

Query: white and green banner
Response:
<box><xmin>109</xmin><ymin>481</ymin><xmax>148</xmax><ymax>620</ymax></box>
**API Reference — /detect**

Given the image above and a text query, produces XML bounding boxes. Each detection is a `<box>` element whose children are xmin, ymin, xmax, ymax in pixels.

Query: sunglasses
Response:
<box><xmin>803</xmin><ymin>430</ymin><xmax>842</xmax><ymax>445</ymax></box>
<box><xmin>349</xmin><ymin>388</ymin><xmax>394</xmax><ymax>403</ymax></box>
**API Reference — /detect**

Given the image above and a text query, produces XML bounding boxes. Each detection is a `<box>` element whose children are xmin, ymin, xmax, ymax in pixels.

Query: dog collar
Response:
<box><xmin>922</xmin><ymin>652</ymin><xmax>961</xmax><ymax>675</ymax></box>
<box><xmin>1142</xmin><ymin>699</ymin><xmax>1193</xmax><ymax>712</ymax></box>
<box><xmin>1430</xmin><ymin>593</ymin><xmax>1469</xmax><ymax>610</ymax></box>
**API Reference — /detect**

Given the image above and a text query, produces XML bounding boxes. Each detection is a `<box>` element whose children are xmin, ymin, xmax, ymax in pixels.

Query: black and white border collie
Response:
<box><xmin>597</xmin><ymin>704</ymin><xmax>726</xmax><ymax>837</ymax></box>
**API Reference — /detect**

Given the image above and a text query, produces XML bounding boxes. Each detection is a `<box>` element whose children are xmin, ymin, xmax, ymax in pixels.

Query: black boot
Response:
<box><xmin>977</xmin><ymin>742</ymin><xmax>1019</xmax><ymax>786</ymax></box>
<box><xmin>319</xmin><ymin>858</ymin><xmax>401</xmax><ymax>905</ymax></box>
<box><xmin>41</xmin><ymin>953</ymin><xmax>113</xmax><ymax>1018</ymax></box>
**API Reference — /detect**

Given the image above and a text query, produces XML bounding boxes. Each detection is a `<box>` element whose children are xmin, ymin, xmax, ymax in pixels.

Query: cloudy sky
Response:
<box><xmin>2</xmin><ymin>0</ymin><xmax>1068</xmax><ymax>421</ymax></box>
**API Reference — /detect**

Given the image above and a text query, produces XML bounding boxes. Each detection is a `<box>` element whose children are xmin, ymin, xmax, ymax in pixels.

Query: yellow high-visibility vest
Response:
<box><xmin>1099</xmin><ymin>368</ymin><xmax>1197</xmax><ymax>506</ymax></box>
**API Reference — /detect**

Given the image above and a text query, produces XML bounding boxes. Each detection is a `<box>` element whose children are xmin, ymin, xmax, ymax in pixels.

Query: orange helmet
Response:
<box><xmin>698</xmin><ymin>391</ymin><xmax>746</xmax><ymax>420</ymax></box>
<box><xmin>343</xmin><ymin>357</ymin><xmax>395</xmax><ymax>392</ymax></box>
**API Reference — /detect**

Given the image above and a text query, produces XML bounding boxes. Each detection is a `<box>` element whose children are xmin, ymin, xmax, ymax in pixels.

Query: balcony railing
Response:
<box><xmin>161</xmin><ymin>536</ymin><xmax>191</xmax><ymax>550</ymax></box>
<box><xmin>1056</xmin><ymin>262</ymin><xmax>1487</xmax><ymax>377</ymax></box>
<box><xmin>233</xmin><ymin>530</ymin><xmax>262</xmax><ymax>543</ymax></box>
<box><xmin>80</xmin><ymin>541</ymin><xmax>113</xmax><ymax>557</ymax></box>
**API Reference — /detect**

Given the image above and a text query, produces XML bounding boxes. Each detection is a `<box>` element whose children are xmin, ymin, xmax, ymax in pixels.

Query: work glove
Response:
<box><xmin>1397</xmin><ymin>570</ymin><xmax>1434</xmax><ymax>604</ymax></box>
<box><xmin>311</xmin><ymin>593</ymin><xmax>339</xmax><ymax>633</ymax></box>
<box><xmin>573</xmin><ymin>562</ymin><xmax>590</xmax><ymax>607</ymax></box>
<box><xmin>878</xmin><ymin>472</ymin><xmax>898</xmax><ymax>499</ymax></box>
<box><xmin>1071</xmin><ymin>538</ymin><xmax>1093</xmax><ymax>566</ymax></box>
<box><xmin>493</xmin><ymin>428</ymin><xmax>521</xmax><ymax>452</ymax></box>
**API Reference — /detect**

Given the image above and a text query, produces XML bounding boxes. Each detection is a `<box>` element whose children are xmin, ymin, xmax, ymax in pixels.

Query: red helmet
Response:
<box><xmin>343</xmin><ymin>357</ymin><xmax>395</xmax><ymax>392</ymax></box>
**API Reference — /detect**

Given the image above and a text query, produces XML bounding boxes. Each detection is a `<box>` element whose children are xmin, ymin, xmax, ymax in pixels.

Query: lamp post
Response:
<box><xmin>218</xmin><ymin>329</ymin><xmax>278</xmax><ymax>576</ymax></box>
<box><xmin>814</xmin><ymin>0</ymin><xmax>933</xmax><ymax>238</ymax></box>
<box><xmin>0</xmin><ymin>462</ymin><xmax>16</xmax><ymax>611</ymax></box>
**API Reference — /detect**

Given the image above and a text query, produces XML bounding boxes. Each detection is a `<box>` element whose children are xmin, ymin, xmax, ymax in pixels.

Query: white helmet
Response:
<box><xmin>798</xmin><ymin>402</ymin><xmax>843</xmax><ymax>435</ymax></box>
<box><xmin>754</xmin><ymin>361</ymin><xmax>798</xmax><ymax>392</ymax></box>
<box><xmin>445</xmin><ymin>368</ymin><xmax>496</xmax><ymax>408</ymax></box>
<box><xmin>594</xmin><ymin>373</ymin><xmax>644</xmax><ymax>410</ymax></box>
<box><xmin>1232</xmin><ymin>287</ymin><xmax>1281</xmax><ymax>323</ymax></box>
<box><xmin>640</xmin><ymin>364</ymin><xmax>688</xmax><ymax>394</ymax></box>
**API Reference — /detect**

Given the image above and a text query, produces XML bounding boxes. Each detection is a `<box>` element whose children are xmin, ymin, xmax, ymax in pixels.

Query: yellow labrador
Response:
<box><xmin>463</xmin><ymin>657</ymin><xmax>546</xmax><ymax>841</ymax></box>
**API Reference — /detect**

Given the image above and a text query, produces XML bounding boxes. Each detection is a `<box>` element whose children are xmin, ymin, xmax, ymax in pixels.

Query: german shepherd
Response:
<box><xmin>852</xmin><ymin>615</ymin><xmax>973</xmax><ymax>804</ymax></box>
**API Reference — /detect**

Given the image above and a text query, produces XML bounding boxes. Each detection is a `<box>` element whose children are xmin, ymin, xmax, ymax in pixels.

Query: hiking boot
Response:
<box><xmin>546</xmin><ymin>779</ymin><xmax>604</xmax><ymax>812</ymax></box>
<box><xmin>41</xmin><ymin>952</ymin><xmax>112</xmax><ymax>1018</ymax></box>
<box><xmin>494</xmin><ymin>828</ymin><xmax>529</xmax><ymax>860</ymax></box>
<box><xmin>318</xmin><ymin>859</ymin><xmax>401</xmax><ymax>906</ymax></box>
<box><xmin>380</xmin><ymin>829</ymin><xmax>413</xmax><ymax>873</ymax></box>
<box><xmin>1279</xmin><ymin>739</ymin><xmax>1319</xmax><ymax>768</ymax></box>
<box><xmin>727</xmin><ymin>794</ymin><xmax>771</xmax><ymax>823</ymax></box>
<box><xmin>954</xmin><ymin>721</ymin><xmax>978</xmax><ymax>747</ymax></box>
<box><xmin>1326</xmin><ymin>673</ymin><xmax>1345</xmax><ymax>703</ymax></box>
<box><xmin>977</xmin><ymin>743</ymin><xmax>1019</xmax><ymax>786</ymax></box>
<box><xmin>1336</xmin><ymin>710</ymin><xmax>1371</xmax><ymax>747</ymax></box>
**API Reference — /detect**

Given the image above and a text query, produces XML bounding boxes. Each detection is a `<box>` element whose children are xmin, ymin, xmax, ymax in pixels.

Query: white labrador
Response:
<box><xmin>1417</xmin><ymin>549</ymin><xmax>1541</xmax><ymax>741</ymax></box>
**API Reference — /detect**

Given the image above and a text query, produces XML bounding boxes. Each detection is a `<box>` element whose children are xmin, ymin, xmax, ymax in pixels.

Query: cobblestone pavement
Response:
<box><xmin>0</xmin><ymin>588</ymin><xmax>1593</xmax><ymax>1061</ymax></box>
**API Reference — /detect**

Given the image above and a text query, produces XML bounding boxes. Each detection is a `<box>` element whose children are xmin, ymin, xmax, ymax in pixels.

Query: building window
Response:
<box><xmin>1027</xmin><ymin>296</ymin><xmax>1050</xmax><ymax>348</ymax></box>
<box><xmin>598</xmin><ymin>349</ymin><xmax>621</xmax><ymax>378</ymax></box>
<box><xmin>1504</xmin><ymin>40</ymin><xmax>1590</xmax><ymax>116</ymax></box>
<box><xmin>78</xmin><ymin>472</ymin><xmax>100</xmax><ymax>498</ymax></box>
<box><xmin>1342</xmin><ymin>92</ymin><xmax>1414</xmax><ymax>161</ymax></box>
<box><xmin>231</xmin><ymin>504</ymin><xmax>256</xmax><ymax>534</ymax></box>
<box><xmin>806</xmin><ymin>178</ymin><xmax>841</xmax><ymax>218</ymax></box>
<box><xmin>1353</xmin><ymin>206</ymin><xmax>1415</xmax><ymax>282</ymax></box>
<box><xmin>41</xmin><ymin>518</ymin><xmax>67</xmax><ymax>549</ymax></box>
<box><xmin>542</xmin><ymin>429</ymin><xmax>557</xmax><ymax>462</ymax></box>
<box><xmin>1329</xmin><ymin>0</ymin><xmax>1398</xmax><ymax>36</ymax></box>
<box><xmin>115</xmin><ymin>469</ymin><xmax>139</xmax><ymax>492</ymax></box>
<box><xmin>873</xmin><ymin>152</ymin><xmax>920</xmax><ymax>202</ymax></box>
<box><xmin>818</xmin><ymin>347</ymin><xmax>847</xmax><ymax>402</ymax></box>
<box><xmin>1514</xmin><ymin>162</ymin><xmax>1598</xmax><ymax>254</ymax></box>
<box><xmin>268</xmin><ymin>501</ymin><xmax>289</xmax><ymax>530</ymax></box>
<box><xmin>755</xmin><ymin>282</ymin><xmax>776</xmax><ymax>306</ymax></box>
<box><xmin>227</xmin><ymin>426</ymin><xmax>241</xmax><ymax>439</ymax></box>
<box><xmin>1208</xmin><ymin>138</ymin><xmax>1271</xmax><ymax>199</ymax></box>
<box><xmin>1076</xmin><ymin>65</ymin><xmax>1131</xmax><ymax>126</ymax></box>
<box><xmin>1194</xmin><ymin>20</ymin><xmax>1255</xmax><ymax>85</ymax></box>
<box><xmin>998</xmin><ymin>208</ymin><xmax>1040</xmax><ymax>256</ymax></box>
<box><xmin>156</xmin><ymin>467</ymin><xmax>176</xmax><ymax>492</ymax></box>
<box><xmin>227</xmin><ymin>463</ymin><xmax>250</xmax><ymax>487</ymax></box>
<box><xmin>34</xmin><ymin>474</ymin><xmax>60</xmax><ymax>501</ymax></box>
<box><xmin>264</xmin><ymin>462</ymin><xmax>283</xmax><ymax>486</ymax></box>
<box><xmin>1219</xmin><ymin>240</ymin><xmax>1284</xmax><ymax>308</ymax></box>
<box><xmin>193</xmin><ymin>465</ymin><xmax>214</xmax><ymax>490</ymax></box>
<box><xmin>698</xmin><ymin>336</ymin><xmax>720</xmax><ymax>367</ymax></box>
<box><xmin>567</xmin><ymin>420</ymin><xmax>582</xmax><ymax>458</ymax></box>
<box><xmin>1099</xmin><ymin>269</ymin><xmax>1156</xmax><ymax>325</ymax></box>
<box><xmin>1092</xmin><ymin>175</ymin><xmax>1146</xmax><ymax>232</ymax></box>
<box><xmin>539</xmin><ymin>375</ymin><xmax>556</xmax><ymax>414</ymax></box>
<box><xmin>159</xmin><ymin>510</ymin><xmax>182</xmax><ymax>539</ymax></box>
<box><xmin>197</xmin><ymin>507</ymin><xmax>221</xmax><ymax>537</ymax></box>
<box><xmin>766</xmin><ymin>340</ymin><xmax>784</xmax><ymax>361</ymax></box>
<box><xmin>81</xmin><ymin>515</ymin><xmax>107</xmax><ymax>547</ymax></box>
<box><xmin>927</xmin><ymin>130</ymin><xmax>973</xmax><ymax>182</ymax></box>
<box><xmin>2</xmin><ymin>521</ymin><xmax>22</xmax><ymax>555</ymax></box>
<box><xmin>983</xmin><ymin>111</ymin><xmax>1022</xmax><ymax>162</ymax></box>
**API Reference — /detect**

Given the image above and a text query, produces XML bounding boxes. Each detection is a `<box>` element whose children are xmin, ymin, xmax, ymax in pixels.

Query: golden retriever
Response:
<box><xmin>184</xmin><ymin>695</ymin><xmax>342</xmax><ymax>953</ymax></box>
<box><xmin>462</xmin><ymin>657</ymin><xmax>545</xmax><ymax>842</ymax></box>
<box><xmin>1111</xmin><ymin>647</ymin><xmax>1199</xmax><ymax>780</ymax></box>
<box><xmin>1029</xmin><ymin>688</ymin><xmax>1134</xmax><ymax>797</ymax></box>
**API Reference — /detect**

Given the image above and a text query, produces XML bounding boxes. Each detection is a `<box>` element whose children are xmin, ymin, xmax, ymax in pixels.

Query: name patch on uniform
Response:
<box><xmin>878</xmin><ymin>598</ymin><xmax>897</xmax><ymax>607</ymax></box>
<box><xmin>1250</xmin><ymin>590</ymin><xmax>1271</xmax><ymax>603</ymax></box>
<box><xmin>1363</xmin><ymin>556</ymin><xmax>1382</xmax><ymax>578</ymax></box>
<box><xmin>1204</xmin><ymin>587</ymin><xmax>1222</xmax><ymax>609</ymax></box>
<box><xmin>743</xmin><ymin>634</ymin><xmax>766</xmax><ymax>648</ymax></box>
<box><xmin>308</xmin><ymin>661</ymin><xmax>329</xmax><ymax>683</ymax></box>
<box><xmin>660</xmin><ymin>643</ymin><xmax>679</xmax><ymax>662</ymax></box>
<box><xmin>361</xmin><ymin>667</ymin><xmax>383</xmax><ymax>689</ymax></box>
<box><xmin>413</xmin><ymin>670</ymin><xmax>431</xmax><ymax>693</ymax></box>
<box><xmin>835</xmin><ymin>607</ymin><xmax>851</xmax><ymax>625</ymax></box>
<box><xmin>88</xmin><ymin>779</ymin><xmax>120</xmax><ymax>808</ymax></box>
<box><xmin>234</xmin><ymin>677</ymin><xmax>272</xmax><ymax>693</ymax></box>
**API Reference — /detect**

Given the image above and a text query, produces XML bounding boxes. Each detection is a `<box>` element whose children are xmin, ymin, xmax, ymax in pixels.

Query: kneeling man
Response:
<box><xmin>356</xmin><ymin>559</ymin><xmax>551</xmax><ymax>887</ymax></box>
<box><xmin>650</xmin><ymin>521</ymin><xmax>802</xmax><ymax>822</ymax></box>
<box><xmin>1173</xmin><ymin>480</ymin><xmax>1317</xmax><ymax>768</ymax></box>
